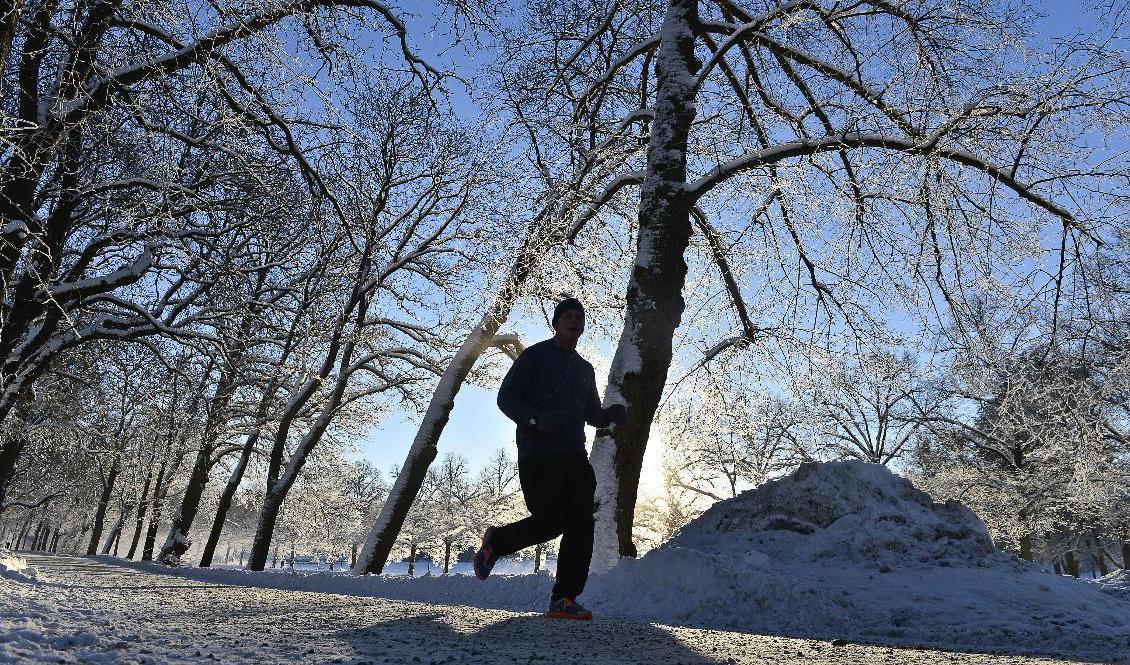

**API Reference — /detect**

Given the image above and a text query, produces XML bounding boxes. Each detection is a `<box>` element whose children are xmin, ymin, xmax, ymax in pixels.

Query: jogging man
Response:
<box><xmin>473</xmin><ymin>297</ymin><xmax>627</xmax><ymax>620</ymax></box>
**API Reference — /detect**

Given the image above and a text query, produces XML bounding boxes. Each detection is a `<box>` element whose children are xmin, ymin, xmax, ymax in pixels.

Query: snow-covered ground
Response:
<box><xmin>2</xmin><ymin>461</ymin><xmax>1127</xmax><ymax>663</ymax></box>
<box><xmin>0</xmin><ymin>554</ymin><xmax>1111</xmax><ymax>664</ymax></box>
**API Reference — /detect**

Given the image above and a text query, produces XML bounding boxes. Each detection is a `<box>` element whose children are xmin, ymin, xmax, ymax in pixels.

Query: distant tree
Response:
<box><xmin>809</xmin><ymin>351</ymin><xmax>937</xmax><ymax>466</ymax></box>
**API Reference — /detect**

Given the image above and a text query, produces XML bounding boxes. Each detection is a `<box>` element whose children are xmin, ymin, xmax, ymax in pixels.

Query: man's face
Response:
<box><xmin>554</xmin><ymin>308</ymin><xmax>585</xmax><ymax>344</ymax></box>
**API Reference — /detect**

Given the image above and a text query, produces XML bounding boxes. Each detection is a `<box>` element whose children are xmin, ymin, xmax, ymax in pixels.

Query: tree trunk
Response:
<box><xmin>590</xmin><ymin>0</ymin><xmax>701</xmax><ymax>571</ymax></box>
<box><xmin>1092</xmin><ymin>552</ymin><xmax>1109</xmax><ymax>577</ymax></box>
<box><xmin>353</xmin><ymin>220</ymin><xmax>557</xmax><ymax>575</ymax></box>
<box><xmin>271</xmin><ymin>547</ymin><xmax>278</xmax><ymax>568</ymax></box>
<box><xmin>1089</xmin><ymin>534</ymin><xmax>1110</xmax><ymax>577</ymax></box>
<box><xmin>1019</xmin><ymin>533</ymin><xmax>1034</xmax><ymax>561</ymax></box>
<box><xmin>443</xmin><ymin>540</ymin><xmax>452</xmax><ymax>574</ymax></box>
<box><xmin>28</xmin><ymin>521</ymin><xmax>44</xmax><ymax>552</ymax></box>
<box><xmin>351</xmin><ymin>543</ymin><xmax>357</xmax><ymax>568</ymax></box>
<box><xmin>157</xmin><ymin>363</ymin><xmax>238</xmax><ymax>565</ymax></box>
<box><xmin>141</xmin><ymin>473</ymin><xmax>167</xmax><ymax>562</ymax></box>
<box><xmin>1122</xmin><ymin>540</ymin><xmax>1129</xmax><ymax>570</ymax></box>
<box><xmin>87</xmin><ymin>458</ymin><xmax>121</xmax><ymax>555</ymax></box>
<box><xmin>248</xmin><ymin>318</ymin><xmax>364</xmax><ymax>572</ymax></box>
<box><xmin>247</xmin><ymin>490</ymin><xmax>285</xmax><ymax>571</ymax></box>
<box><xmin>15</xmin><ymin>514</ymin><xmax>32</xmax><ymax>549</ymax></box>
<box><xmin>126</xmin><ymin>464</ymin><xmax>155</xmax><ymax>560</ymax></box>
<box><xmin>200</xmin><ymin>429</ymin><xmax>262</xmax><ymax>568</ymax></box>
<box><xmin>1064</xmin><ymin>550</ymin><xmax>1081</xmax><ymax>578</ymax></box>
<box><xmin>534</xmin><ymin>542</ymin><xmax>543</xmax><ymax>573</ymax></box>
<box><xmin>49</xmin><ymin>529</ymin><xmax>59</xmax><ymax>553</ymax></box>
<box><xmin>408</xmin><ymin>543</ymin><xmax>417</xmax><ymax>577</ymax></box>
<box><xmin>156</xmin><ymin>442</ymin><xmax>211</xmax><ymax>564</ymax></box>
<box><xmin>0</xmin><ymin>437</ymin><xmax>28</xmax><ymax>515</ymax></box>
<box><xmin>102</xmin><ymin>504</ymin><xmax>131</xmax><ymax>555</ymax></box>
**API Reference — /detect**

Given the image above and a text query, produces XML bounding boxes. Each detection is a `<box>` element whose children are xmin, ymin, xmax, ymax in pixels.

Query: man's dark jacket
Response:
<box><xmin>497</xmin><ymin>339</ymin><xmax>617</xmax><ymax>459</ymax></box>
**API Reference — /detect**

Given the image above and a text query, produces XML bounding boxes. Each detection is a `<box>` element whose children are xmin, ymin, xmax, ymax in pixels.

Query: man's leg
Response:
<box><xmin>550</xmin><ymin>456</ymin><xmax>596</xmax><ymax>601</ymax></box>
<box><xmin>489</xmin><ymin>456</ymin><xmax>567</xmax><ymax>558</ymax></box>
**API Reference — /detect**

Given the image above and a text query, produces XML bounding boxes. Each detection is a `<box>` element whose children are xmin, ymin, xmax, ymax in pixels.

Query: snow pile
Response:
<box><xmin>586</xmin><ymin>461</ymin><xmax>1130</xmax><ymax>661</ymax></box>
<box><xmin>675</xmin><ymin>460</ymin><xmax>995</xmax><ymax>570</ymax></box>
<box><xmin>0</xmin><ymin>550</ymin><xmax>39</xmax><ymax>584</ymax></box>
<box><xmin>1095</xmin><ymin>569</ymin><xmax>1130</xmax><ymax>601</ymax></box>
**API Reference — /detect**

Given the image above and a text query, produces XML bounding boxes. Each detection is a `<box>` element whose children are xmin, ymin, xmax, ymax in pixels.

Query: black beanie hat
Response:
<box><xmin>552</xmin><ymin>297</ymin><xmax>584</xmax><ymax>327</ymax></box>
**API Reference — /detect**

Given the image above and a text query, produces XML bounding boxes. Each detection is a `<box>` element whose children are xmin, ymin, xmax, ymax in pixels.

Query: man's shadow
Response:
<box><xmin>336</xmin><ymin>612</ymin><xmax>714</xmax><ymax>665</ymax></box>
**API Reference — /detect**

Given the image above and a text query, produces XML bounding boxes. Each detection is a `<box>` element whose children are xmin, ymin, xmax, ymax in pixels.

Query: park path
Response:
<box><xmin>0</xmin><ymin>554</ymin><xmax>1099</xmax><ymax>664</ymax></box>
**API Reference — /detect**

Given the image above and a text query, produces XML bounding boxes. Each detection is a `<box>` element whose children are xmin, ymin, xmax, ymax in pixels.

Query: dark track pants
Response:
<box><xmin>491</xmin><ymin>453</ymin><xmax>596</xmax><ymax>601</ymax></box>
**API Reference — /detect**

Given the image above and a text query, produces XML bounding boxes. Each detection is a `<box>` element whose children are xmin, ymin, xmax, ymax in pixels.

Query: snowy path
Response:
<box><xmin>0</xmin><ymin>554</ymin><xmax>1109</xmax><ymax>664</ymax></box>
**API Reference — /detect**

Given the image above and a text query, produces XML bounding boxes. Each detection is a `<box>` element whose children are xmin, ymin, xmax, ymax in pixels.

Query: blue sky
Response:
<box><xmin>356</xmin><ymin>0</ymin><xmax>1113</xmax><ymax>476</ymax></box>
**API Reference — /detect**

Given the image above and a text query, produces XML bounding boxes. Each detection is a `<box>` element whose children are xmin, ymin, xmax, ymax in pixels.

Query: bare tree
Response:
<box><xmin>0</xmin><ymin>0</ymin><xmax>458</xmax><ymax>505</ymax></box>
<box><xmin>810</xmin><ymin>351</ymin><xmax>935</xmax><ymax>466</ymax></box>
<box><xmin>501</xmin><ymin>0</ymin><xmax>1128</xmax><ymax>566</ymax></box>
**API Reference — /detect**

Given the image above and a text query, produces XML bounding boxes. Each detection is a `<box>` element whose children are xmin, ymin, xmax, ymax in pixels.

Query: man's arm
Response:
<box><xmin>497</xmin><ymin>348</ymin><xmax>538</xmax><ymax>426</ymax></box>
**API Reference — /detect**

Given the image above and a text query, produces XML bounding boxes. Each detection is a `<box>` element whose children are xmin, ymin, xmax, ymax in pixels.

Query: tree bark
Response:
<box><xmin>141</xmin><ymin>457</ymin><xmax>172</xmax><ymax>561</ymax></box>
<box><xmin>156</xmin><ymin>433</ymin><xmax>215</xmax><ymax>563</ymax></box>
<box><xmin>247</xmin><ymin>489</ymin><xmax>285</xmax><ymax>571</ymax></box>
<box><xmin>87</xmin><ymin>456</ymin><xmax>121</xmax><ymax>555</ymax></box>
<box><xmin>1019</xmin><ymin>533</ymin><xmax>1034</xmax><ymax>561</ymax></box>
<box><xmin>1090</xmin><ymin>535</ymin><xmax>1110</xmax><ymax>577</ymax></box>
<box><xmin>28</xmin><ymin>521</ymin><xmax>44</xmax><ymax>551</ymax></box>
<box><xmin>590</xmin><ymin>0</ymin><xmax>701</xmax><ymax>570</ymax></box>
<box><xmin>200</xmin><ymin>429</ymin><xmax>262</xmax><ymax>567</ymax></box>
<box><xmin>247</xmin><ymin>289</ymin><xmax>369</xmax><ymax>572</ymax></box>
<box><xmin>126</xmin><ymin>463</ymin><xmax>155</xmax><ymax>559</ymax></box>
<box><xmin>0</xmin><ymin>437</ymin><xmax>28</xmax><ymax>515</ymax></box>
<box><xmin>14</xmin><ymin>514</ymin><xmax>32</xmax><ymax>549</ymax></box>
<box><xmin>101</xmin><ymin>510</ymin><xmax>126</xmax><ymax>555</ymax></box>
<box><xmin>157</xmin><ymin>363</ymin><xmax>237</xmax><ymax>564</ymax></box>
<box><xmin>1064</xmin><ymin>550</ymin><xmax>1081</xmax><ymax>578</ymax></box>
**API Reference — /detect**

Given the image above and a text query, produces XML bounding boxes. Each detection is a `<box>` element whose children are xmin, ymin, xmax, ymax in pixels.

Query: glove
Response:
<box><xmin>535</xmin><ymin>412</ymin><xmax>566</xmax><ymax>435</ymax></box>
<box><xmin>604</xmin><ymin>403</ymin><xmax>627</xmax><ymax>426</ymax></box>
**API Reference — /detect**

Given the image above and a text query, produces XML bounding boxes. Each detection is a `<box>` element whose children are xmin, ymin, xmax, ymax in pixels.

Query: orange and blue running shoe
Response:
<box><xmin>473</xmin><ymin>526</ymin><xmax>497</xmax><ymax>580</ymax></box>
<box><xmin>547</xmin><ymin>597</ymin><xmax>592</xmax><ymax>620</ymax></box>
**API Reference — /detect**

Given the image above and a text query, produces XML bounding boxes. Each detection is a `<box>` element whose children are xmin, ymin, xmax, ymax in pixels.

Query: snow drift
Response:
<box><xmin>587</xmin><ymin>461</ymin><xmax>1130</xmax><ymax>660</ymax></box>
<box><xmin>0</xmin><ymin>550</ymin><xmax>39</xmax><ymax>584</ymax></box>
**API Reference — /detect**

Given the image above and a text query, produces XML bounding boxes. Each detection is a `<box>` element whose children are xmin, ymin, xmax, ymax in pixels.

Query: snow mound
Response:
<box><xmin>0</xmin><ymin>549</ymin><xmax>39</xmax><ymax>584</ymax></box>
<box><xmin>677</xmin><ymin>460</ymin><xmax>995</xmax><ymax>570</ymax></box>
<box><xmin>586</xmin><ymin>461</ymin><xmax>1130</xmax><ymax>661</ymax></box>
<box><xmin>1094</xmin><ymin>569</ymin><xmax>1130</xmax><ymax>601</ymax></box>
